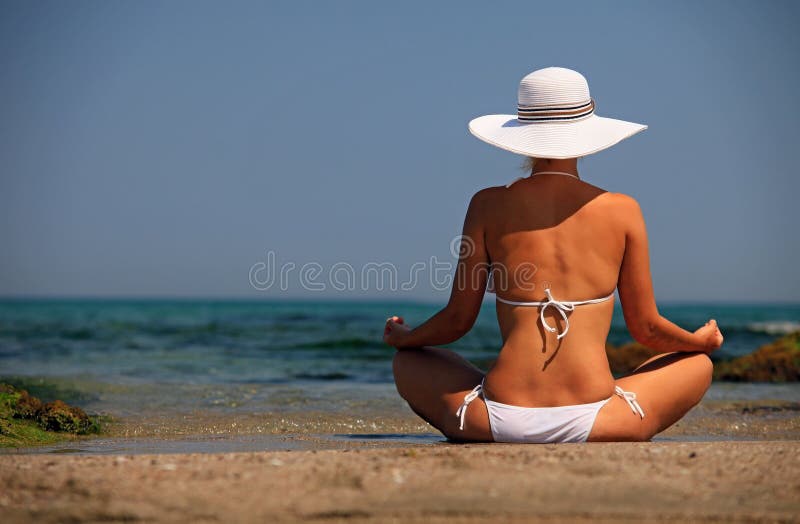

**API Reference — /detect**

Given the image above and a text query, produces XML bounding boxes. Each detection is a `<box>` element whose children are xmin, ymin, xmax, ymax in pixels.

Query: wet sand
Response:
<box><xmin>1</xmin><ymin>441</ymin><xmax>798</xmax><ymax>523</ymax></box>
<box><xmin>63</xmin><ymin>394</ymin><xmax>800</xmax><ymax>448</ymax></box>
<box><xmin>2</xmin><ymin>391</ymin><xmax>799</xmax><ymax>522</ymax></box>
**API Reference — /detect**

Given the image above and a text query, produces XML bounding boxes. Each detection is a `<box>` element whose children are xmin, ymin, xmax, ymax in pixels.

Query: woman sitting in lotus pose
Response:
<box><xmin>383</xmin><ymin>67</ymin><xmax>723</xmax><ymax>443</ymax></box>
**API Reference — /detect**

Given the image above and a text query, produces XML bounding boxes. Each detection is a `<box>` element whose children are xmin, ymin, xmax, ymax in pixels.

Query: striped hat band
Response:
<box><xmin>517</xmin><ymin>99</ymin><xmax>595</xmax><ymax>123</ymax></box>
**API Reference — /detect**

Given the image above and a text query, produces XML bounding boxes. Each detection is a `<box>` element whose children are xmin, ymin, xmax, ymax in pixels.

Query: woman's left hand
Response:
<box><xmin>383</xmin><ymin>316</ymin><xmax>412</xmax><ymax>348</ymax></box>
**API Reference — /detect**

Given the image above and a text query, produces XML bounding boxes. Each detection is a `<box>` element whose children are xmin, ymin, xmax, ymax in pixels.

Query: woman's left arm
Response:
<box><xmin>384</xmin><ymin>190</ymin><xmax>490</xmax><ymax>348</ymax></box>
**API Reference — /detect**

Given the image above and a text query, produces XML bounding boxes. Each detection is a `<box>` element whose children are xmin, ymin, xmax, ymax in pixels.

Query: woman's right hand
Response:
<box><xmin>384</xmin><ymin>316</ymin><xmax>412</xmax><ymax>348</ymax></box>
<box><xmin>694</xmin><ymin>319</ymin><xmax>723</xmax><ymax>353</ymax></box>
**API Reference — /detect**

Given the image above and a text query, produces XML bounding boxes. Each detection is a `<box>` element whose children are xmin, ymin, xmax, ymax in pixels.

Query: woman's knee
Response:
<box><xmin>392</xmin><ymin>349</ymin><xmax>428</xmax><ymax>400</ymax></box>
<box><xmin>680</xmin><ymin>352</ymin><xmax>713</xmax><ymax>383</ymax></box>
<box><xmin>392</xmin><ymin>350</ymin><xmax>411</xmax><ymax>398</ymax></box>
<box><xmin>652</xmin><ymin>352</ymin><xmax>712</xmax><ymax>408</ymax></box>
<box><xmin>696</xmin><ymin>352</ymin><xmax>713</xmax><ymax>379</ymax></box>
<box><xmin>687</xmin><ymin>352</ymin><xmax>713</xmax><ymax>400</ymax></box>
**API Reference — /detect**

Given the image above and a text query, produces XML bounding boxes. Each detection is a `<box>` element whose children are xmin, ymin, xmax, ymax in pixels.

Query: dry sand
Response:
<box><xmin>1</xmin><ymin>441</ymin><xmax>798</xmax><ymax>523</ymax></box>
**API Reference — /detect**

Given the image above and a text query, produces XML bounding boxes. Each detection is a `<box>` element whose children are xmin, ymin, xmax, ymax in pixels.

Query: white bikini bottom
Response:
<box><xmin>456</xmin><ymin>377</ymin><xmax>645</xmax><ymax>444</ymax></box>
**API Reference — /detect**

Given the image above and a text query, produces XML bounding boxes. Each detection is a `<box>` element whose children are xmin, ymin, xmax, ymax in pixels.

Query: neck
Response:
<box><xmin>531</xmin><ymin>158</ymin><xmax>579</xmax><ymax>179</ymax></box>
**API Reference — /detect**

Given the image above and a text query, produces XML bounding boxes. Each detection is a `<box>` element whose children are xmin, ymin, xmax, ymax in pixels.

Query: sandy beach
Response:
<box><xmin>2</xmin><ymin>441</ymin><xmax>798</xmax><ymax>523</ymax></box>
<box><xmin>2</xmin><ymin>380</ymin><xmax>799</xmax><ymax>522</ymax></box>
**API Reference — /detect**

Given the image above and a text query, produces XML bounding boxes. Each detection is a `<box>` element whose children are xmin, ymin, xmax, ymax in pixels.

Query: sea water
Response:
<box><xmin>0</xmin><ymin>299</ymin><xmax>798</xmax><ymax>430</ymax></box>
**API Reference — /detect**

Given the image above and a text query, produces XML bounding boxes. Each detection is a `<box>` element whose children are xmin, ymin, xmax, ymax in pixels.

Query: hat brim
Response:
<box><xmin>468</xmin><ymin>113</ymin><xmax>647</xmax><ymax>159</ymax></box>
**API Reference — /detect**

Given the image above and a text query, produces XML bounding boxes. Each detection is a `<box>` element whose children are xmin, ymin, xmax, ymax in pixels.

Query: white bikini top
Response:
<box><xmin>496</xmin><ymin>287</ymin><xmax>615</xmax><ymax>340</ymax></box>
<box><xmin>493</xmin><ymin>171</ymin><xmax>614</xmax><ymax>340</ymax></box>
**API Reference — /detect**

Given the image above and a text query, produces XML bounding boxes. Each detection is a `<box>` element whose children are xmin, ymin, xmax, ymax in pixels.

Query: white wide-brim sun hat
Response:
<box><xmin>469</xmin><ymin>67</ymin><xmax>647</xmax><ymax>159</ymax></box>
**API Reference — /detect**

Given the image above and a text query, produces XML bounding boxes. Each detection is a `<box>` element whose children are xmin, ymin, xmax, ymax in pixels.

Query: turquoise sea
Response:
<box><xmin>0</xmin><ymin>299</ymin><xmax>798</xmax><ymax>447</ymax></box>
<box><xmin>2</xmin><ymin>299</ymin><xmax>797</xmax><ymax>380</ymax></box>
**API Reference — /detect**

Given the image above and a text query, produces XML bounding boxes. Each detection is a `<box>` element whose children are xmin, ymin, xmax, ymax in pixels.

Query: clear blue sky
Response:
<box><xmin>1</xmin><ymin>0</ymin><xmax>798</xmax><ymax>302</ymax></box>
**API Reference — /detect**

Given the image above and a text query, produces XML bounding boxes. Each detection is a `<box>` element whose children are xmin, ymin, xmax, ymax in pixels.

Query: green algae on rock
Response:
<box><xmin>606</xmin><ymin>332</ymin><xmax>800</xmax><ymax>383</ymax></box>
<box><xmin>36</xmin><ymin>399</ymin><xmax>99</xmax><ymax>434</ymax></box>
<box><xmin>0</xmin><ymin>384</ymin><xmax>101</xmax><ymax>447</ymax></box>
<box><xmin>714</xmin><ymin>331</ymin><xmax>800</xmax><ymax>382</ymax></box>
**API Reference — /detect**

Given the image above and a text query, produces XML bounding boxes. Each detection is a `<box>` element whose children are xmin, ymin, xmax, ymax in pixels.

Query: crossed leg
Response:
<box><xmin>587</xmin><ymin>352</ymin><xmax>713</xmax><ymax>441</ymax></box>
<box><xmin>393</xmin><ymin>346</ymin><xmax>713</xmax><ymax>443</ymax></box>
<box><xmin>392</xmin><ymin>346</ymin><xmax>494</xmax><ymax>442</ymax></box>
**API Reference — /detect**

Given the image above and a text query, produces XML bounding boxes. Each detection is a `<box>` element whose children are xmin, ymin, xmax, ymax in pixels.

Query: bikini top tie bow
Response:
<box><xmin>537</xmin><ymin>288</ymin><xmax>576</xmax><ymax>340</ymax></box>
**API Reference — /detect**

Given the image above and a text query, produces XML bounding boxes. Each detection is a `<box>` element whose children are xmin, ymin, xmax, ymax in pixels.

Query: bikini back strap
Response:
<box><xmin>569</xmin><ymin>292</ymin><xmax>616</xmax><ymax>306</ymax></box>
<box><xmin>496</xmin><ymin>288</ymin><xmax>615</xmax><ymax>340</ymax></box>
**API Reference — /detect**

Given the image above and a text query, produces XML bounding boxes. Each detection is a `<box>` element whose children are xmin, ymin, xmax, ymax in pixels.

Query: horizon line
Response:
<box><xmin>0</xmin><ymin>295</ymin><xmax>798</xmax><ymax>307</ymax></box>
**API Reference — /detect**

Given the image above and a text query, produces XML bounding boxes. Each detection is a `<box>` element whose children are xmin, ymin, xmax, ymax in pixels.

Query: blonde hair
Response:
<box><xmin>521</xmin><ymin>156</ymin><xmax>581</xmax><ymax>172</ymax></box>
<box><xmin>521</xmin><ymin>157</ymin><xmax>540</xmax><ymax>172</ymax></box>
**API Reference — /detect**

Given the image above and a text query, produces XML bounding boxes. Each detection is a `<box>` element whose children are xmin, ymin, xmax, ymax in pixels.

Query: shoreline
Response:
<box><xmin>2</xmin><ymin>441</ymin><xmax>797</xmax><ymax>523</ymax></box>
<box><xmin>1</xmin><ymin>394</ymin><xmax>797</xmax><ymax>456</ymax></box>
<box><xmin>2</xmin><ymin>431</ymin><xmax>793</xmax><ymax>458</ymax></box>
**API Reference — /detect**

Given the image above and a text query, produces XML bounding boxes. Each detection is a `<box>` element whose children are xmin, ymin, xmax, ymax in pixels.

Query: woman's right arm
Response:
<box><xmin>615</xmin><ymin>194</ymin><xmax>723</xmax><ymax>353</ymax></box>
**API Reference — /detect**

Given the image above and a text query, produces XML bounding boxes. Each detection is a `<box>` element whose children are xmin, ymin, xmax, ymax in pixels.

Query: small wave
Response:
<box><xmin>290</xmin><ymin>337</ymin><xmax>378</xmax><ymax>350</ymax></box>
<box><xmin>277</xmin><ymin>313</ymin><xmax>313</xmax><ymax>322</ymax></box>
<box><xmin>746</xmin><ymin>321</ymin><xmax>800</xmax><ymax>335</ymax></box>
<box><xmin>292</xmin><ymin>372</ymin><xmax>353</xmax><ymax>381</ymax></box>
<box><xmin>62</xmin><ymin>328</ymin><xmax>95</xmax><ymax>340</ymax></box>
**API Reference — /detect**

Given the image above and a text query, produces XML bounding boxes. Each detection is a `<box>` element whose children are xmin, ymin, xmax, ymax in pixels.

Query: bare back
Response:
<box><xmin>480</xmin><ymin>174</ymin><xmax>628</xmax><ymax>407</ymax></box>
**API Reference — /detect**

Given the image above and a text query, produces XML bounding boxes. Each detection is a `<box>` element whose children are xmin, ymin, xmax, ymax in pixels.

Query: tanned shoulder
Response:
<box><xmin>467</xmin><ymin>185</ymin><xmax>504</xmax><ymax>214</ymax></box>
